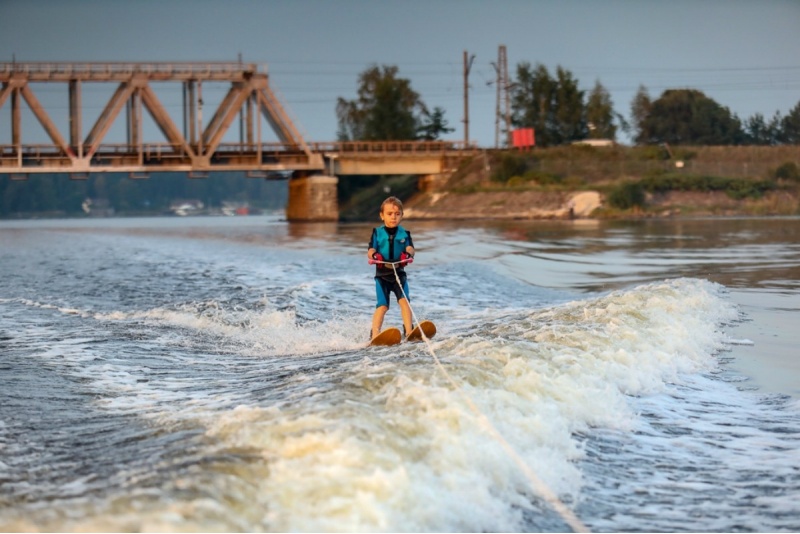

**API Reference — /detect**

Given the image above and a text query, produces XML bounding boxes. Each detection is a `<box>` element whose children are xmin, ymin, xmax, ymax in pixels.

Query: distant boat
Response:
<box><xmin>82</xmin><ymin>197</ymin><xmax>115</xmax><ymax>217</ymax></box>
<box><xmin>169</xmin><ymin>199</ymin><xmax>204</xmax><ymax>216</ymax></box>
<box><xmin>221</xmin><ymin>201</ymin><xmax>250</xmax><ymax>216</ymax></box>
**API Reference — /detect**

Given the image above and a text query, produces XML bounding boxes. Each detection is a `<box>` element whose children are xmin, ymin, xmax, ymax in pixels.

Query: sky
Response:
<box><xmin>1</xmin><ymin>0</ymin><xmax>799</xmax><ymax>147</ymax></box>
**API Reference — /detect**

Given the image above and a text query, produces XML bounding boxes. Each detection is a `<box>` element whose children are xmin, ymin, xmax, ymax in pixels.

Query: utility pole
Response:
<box><xmin>493</xmin><ymin>45</ymin><xmax>510</xmax><ymax>148</ymax></box>
<box><xmin>463</xmin><ymin>50</ymin><xmax>475</xmax><ymax>146</ymax></box>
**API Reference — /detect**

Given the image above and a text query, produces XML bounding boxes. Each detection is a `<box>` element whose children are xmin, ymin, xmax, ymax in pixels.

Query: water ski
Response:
<box><xmin>369</xmin><ymin>327</ymin><xmax>402</xmax><ymax>346</ymax></box>
<box><xmin>406</xmin><ymin>320</ymin><xmax>437</xmax><ymax>342</ymax></box>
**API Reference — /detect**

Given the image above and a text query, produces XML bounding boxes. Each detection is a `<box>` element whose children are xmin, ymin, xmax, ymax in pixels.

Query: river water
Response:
<box><xmin>1</xmin><ymin>215</ymin><xmax>799</xmax><ymax>532</ymax></box>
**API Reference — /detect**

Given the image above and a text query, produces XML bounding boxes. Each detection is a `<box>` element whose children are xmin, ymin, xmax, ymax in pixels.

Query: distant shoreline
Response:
<box><xmin>396</xmin><ymin>145</ymin><xmax>800</xmax><ymax>221</ymax></box>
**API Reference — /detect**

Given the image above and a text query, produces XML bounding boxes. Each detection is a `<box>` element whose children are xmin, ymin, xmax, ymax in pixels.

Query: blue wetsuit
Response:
<box><xmin>369</xmin><ymin>225</ymin><xmax>414</xmax><ymax>308</ymax></box>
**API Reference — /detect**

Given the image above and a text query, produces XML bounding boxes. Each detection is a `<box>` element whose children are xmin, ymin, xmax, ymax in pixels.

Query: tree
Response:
<box><xmin>780</xmin><ymin>101</ymin><xmax>800</xmax><ymax>144</ymax></box>
<box><xmin>743</xmin><ymin>111</ymin><xmax>782</xmax><ymax>145</ymax></box>
<box><xmin>336</xmin><ymin>65</ymin><xmax>434</xmax><ymax>141</ymax></box>
<box><xmin>637</xmin><ymin>89</ymin><xmax>742</xmax><ymax>145</ymax></box>
<box><xmin>511</xmin><ymin>62</ymin><xmax>587</xmax><ymax>147</ymax></box>
<box><xmin>511</xmin><ymin>63</ymin><xmax>554</xmax><ymax>146</ymax></box>
<box><xmin>553</xmin><ymin>66</ymin><xmax>587</xmax><ymax>143</ymax></box>
<box><xmin>416</xmin><ymin>106</ymin><xmax>454</xmax><ymax>141</ymax></box>
<box><xmin>585</xmin><ymin>80</ymin><xmax>617</xmax><ymax>140</ymax></box>
<box><xmin>630</xmin><ymin>85</ymin><xmax>651</xmax><ymax>144</ymax></box>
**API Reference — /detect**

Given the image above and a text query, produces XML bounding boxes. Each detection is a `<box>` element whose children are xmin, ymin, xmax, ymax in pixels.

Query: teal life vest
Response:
<box><xmin>373</xmin><ymin>225</ymin><xmax>410</xmax><ymax>262</ymax></box>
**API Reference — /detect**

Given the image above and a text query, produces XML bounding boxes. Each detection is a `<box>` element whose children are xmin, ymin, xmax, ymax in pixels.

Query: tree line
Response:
<box><xmin>0</xmin><ymin>172</ymin><xmax>288</xmax><ymax>217</ymax></box>
<box><xmin>336</xmin><ymin>63</ymin><xmax>800</xmax><ymax>147</ymax></box>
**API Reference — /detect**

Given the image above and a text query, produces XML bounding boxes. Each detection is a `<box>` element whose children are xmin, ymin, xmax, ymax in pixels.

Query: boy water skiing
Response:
<box><xmin>367</xmin><ymin>196</ymin><xmax>415</xmax><ymax>340</ymax></box>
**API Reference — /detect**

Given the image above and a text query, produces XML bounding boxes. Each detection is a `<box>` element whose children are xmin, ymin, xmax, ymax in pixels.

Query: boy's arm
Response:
<box><xmin>405</xmin><ymin>232</ymin><xmax>415</xmax><ymax>257</ymax></box>
<box><xmin>367</xmin><ymin>228</ymin><xmax>377</xmax><ymax>260</ymax></box>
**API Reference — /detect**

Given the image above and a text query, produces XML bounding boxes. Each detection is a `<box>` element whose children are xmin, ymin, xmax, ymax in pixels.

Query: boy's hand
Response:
<box><xmin>399</xmin><ymin>252</ymin><xmax>413</xmax><ymax>266</ymax></box>
<box><xmin>369</xmin><ymin>253</ymin><xmax>385</xmax><ymax>265</ymax></box>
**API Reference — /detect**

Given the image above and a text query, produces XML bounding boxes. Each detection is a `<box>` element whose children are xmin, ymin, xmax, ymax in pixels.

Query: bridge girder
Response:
<box><xmin>0</xmin><ymin>62</ymin><xmax>322</xmax><ymax>174</ymax></box>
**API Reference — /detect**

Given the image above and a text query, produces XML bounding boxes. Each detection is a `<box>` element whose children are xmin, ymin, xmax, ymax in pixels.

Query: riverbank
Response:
<box><xmin>396</xmin><ymin>146</ymin><xmax>800</xmax><ymax>221</ymax></box>
<box><xmin>403</xmin><ymin>187</ymin><xmax>799</xmax><ymax>220</ymax></box>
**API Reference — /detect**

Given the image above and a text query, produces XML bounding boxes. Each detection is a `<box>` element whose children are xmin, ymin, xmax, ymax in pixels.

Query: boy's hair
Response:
<box><xmin>380</xmin><ymin>196</ymin><xmax>404</xmax><ymax>214</ymax></box>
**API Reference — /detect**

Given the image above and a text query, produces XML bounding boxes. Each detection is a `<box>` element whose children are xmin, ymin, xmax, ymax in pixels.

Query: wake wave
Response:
<box><xmin>0</xmin><ymin>278</ymin><xmax>747</xmax><ymax>531</ymax></box>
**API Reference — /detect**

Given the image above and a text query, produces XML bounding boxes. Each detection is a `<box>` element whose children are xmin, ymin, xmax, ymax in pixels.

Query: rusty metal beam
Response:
<box><xmin>19</xmin><ymin>84</ymin><xmax>73</xmax><ymax>157</ymax></box>
<box><xmin>253</xmin><ymin>76</ymin><xmax>309</xmax><ymax>153</ymax></box>
<box><xmin>0</xmin><ymin>82</ymin><xmax>14</xmax><ymax>109</ymax></box>
<box><xmin>126</xmin><ymin>89</ymin><xmax>143</xmax><ymax>165</ymax></box>
<box><xmin>202</xmin><ymin>82</ymin><xmax>252</xmax><ymax>156</ymax></box>
<box><xmin>138</xmin><ymin>84</ymin><xmax>197</xmax><ymax>162</ymax></box>
<box><xmin>11</xmin><ymin>88</ymin><xmax>20</xmax><ymax>149</ymax></box>
<box><xmin>69</xmin><ymin>80</ymin><xmax>82</xmax><ymax>158</ymax></box>
<box><xmin>83</xmin><ymin>80</ymin><xmax>138</xmax><ymax>158</ymax></box>
<box><xmin>184</xmin><ymin>81</ymin><xmax>197</xmax><ymax>145</ymax></box>
<box><xmin>0</xmin><ymin>62</ymin><xmax>260</xmax><ymax>82</ymax></box>
<box><xmin>201</xmin><ymin>82</ymin><xmax>246</xmax><ymax>149</ymax></box>
<box><xmin>246</xmin><ymin>93</ymin><xmax>254</xmax><ymax>145</ymax></box>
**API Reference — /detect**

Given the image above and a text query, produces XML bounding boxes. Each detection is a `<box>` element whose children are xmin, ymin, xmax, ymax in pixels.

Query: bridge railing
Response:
<box><xmin>0</xmin><ymin>140</ymin><xmax>477</xmax><ymax>157</ymax></box>
<box><xmin>0</xmin><ymin>140</ymin><xmax>479</xmax><ymax>171</ymax></box>
<box><xmin>0</xmin><ymin>144</ymin><xmax>66</xmax><ymax>162</ymax></box>
<box><xmin>215</xmin><ymin>142</ymin><xmax>305</xmax><ymax>154</ymax></box>
<box><xmin>310</xmin><ymin>140</ymin><xmax>477</xmax><ymax>153</ymax></box>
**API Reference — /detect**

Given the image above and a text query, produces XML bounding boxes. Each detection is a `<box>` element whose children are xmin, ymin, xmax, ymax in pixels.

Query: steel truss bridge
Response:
<box><xmin>0</xmin><ymin>62</ymin><xmax>475</xmax><ymax>179</ymax></box>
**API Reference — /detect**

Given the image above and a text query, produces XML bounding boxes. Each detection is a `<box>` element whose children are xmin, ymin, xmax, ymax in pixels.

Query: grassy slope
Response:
<box><xmin>335</xmin><ymin>145</ymin><xmax>800</xmax><ymax>220</ymax></box>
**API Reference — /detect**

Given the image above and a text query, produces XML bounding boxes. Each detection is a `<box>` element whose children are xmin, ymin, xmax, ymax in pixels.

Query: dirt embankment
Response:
<box><xmin>405</xmin><ymin>189</ymin><xmax>601</xmax><ymax>219</ymax></box>
<box><xmin>403</xmin><ymin>154</ymin><xmax>602</xmax><ymax>220</ymax></box>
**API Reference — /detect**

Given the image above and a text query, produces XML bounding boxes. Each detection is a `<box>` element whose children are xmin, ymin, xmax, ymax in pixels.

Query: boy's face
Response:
<box><xmin>380</xmin><ymin>203</ymin><xmax>403</xmax><ymax>228</ymax></box>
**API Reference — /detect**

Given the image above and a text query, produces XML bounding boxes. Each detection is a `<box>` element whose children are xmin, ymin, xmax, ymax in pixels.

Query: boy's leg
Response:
<box><xmin>399</xmin><ymin>277</ymin><xmax>412</xmax><ymax>336</ymax></box>
<box><xmin>398</xmin><ymin>298</ymin><xmax>412</xmax><ymax>338</ymax></box>
<box><xmin>371</xmin><ymin>306</ymin><xmax>388</xmax><ymax>338</ymax></box>
<box><xmin>372</xmin><ymin>277</ymin><xmax>391</xmax><ymax>338</ymax></box>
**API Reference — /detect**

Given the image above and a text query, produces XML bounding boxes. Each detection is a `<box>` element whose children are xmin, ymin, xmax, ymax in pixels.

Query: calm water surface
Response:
<box><xmin>1</xmin><ymin>215</ymin><xmax>798</xmax><ymax>532</ymax></box>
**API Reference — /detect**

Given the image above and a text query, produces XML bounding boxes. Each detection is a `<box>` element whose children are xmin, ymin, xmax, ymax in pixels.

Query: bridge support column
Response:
<box><xmin>286</xmin><ymin>174</ymin><xmax>339</xmax><ymax>221</ymax></box>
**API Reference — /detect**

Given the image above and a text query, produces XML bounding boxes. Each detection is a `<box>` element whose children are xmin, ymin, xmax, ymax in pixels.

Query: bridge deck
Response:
<box><xmin>0</xmin><ymin>141</ymin><xmax>477</xmax><ymax>176</ymax></box>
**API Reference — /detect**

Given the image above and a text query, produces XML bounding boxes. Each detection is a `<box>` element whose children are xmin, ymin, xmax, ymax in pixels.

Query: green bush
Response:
<box><xmin>607</xmin><ymin>182</ymin><xmax>646</xmax><ymax>210</ymax></box>
<box><xmin>671</xmin><ymin>148</ymin><xmax>697</xmax><ymax>161</ymax></box>
<box><xmin>774</xmin><ymin>162</ymin><xmax>800</xmax><ymax>182</ymax></box>
<box><xmin>724</xmin><ymin>179</ymin><xmax>775</xmax><ymax>200</ymax></box>
<box><xmin>639</xmin><ymin>173</ymin><xmax>775</xmax><ymax>200</ymax></box>
<box><xmin>637</xmin><ymin>145</ymin><xmax>671</xmax><ymax>161</ymax></box>
<box><xmin>524</xmin><ymin>169</ymin><xmax>563</xmax><ymax>185</ymax></box>
<box><xmin>562</xmin><ymin>175</ymin><xmax>587</xmax><ymax>188</ymax></box>
<box><xmin>506</xmin><ymin>176</ymin><xmax>529</xmax><ymax>187</ymax></box>
<box><xmin>491</xmin><ymin>153</ymin><xmax>528</xmax><ymax>183</ymax></box>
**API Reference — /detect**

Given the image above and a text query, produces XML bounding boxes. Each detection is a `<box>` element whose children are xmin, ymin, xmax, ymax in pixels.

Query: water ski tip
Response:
<box><xmin>369</xmin><ymin>327</ymin><xmax>402</xmax><ymax>346</ymax></box>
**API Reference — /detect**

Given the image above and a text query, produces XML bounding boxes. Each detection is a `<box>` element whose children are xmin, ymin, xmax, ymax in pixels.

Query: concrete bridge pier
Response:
<box><xmin>286</xmin><ymin>173</ymin><xmax>339</xmax><ymax>221</ymax></box>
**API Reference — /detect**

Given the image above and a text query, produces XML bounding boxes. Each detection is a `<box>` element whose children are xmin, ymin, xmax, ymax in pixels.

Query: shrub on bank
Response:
<box><xmin>607</xmin><ymin>182</ymin><xmax>646</xmax><ymax>210</ymax></box>
<box><xmin>774</xmin><ymin>162</ymin><xmax>800</xmax><ymax>182</ymax></box>
<box><xmin>640</xmin><ymin>173</ymin><xmax>776</xmax><ymax>200</ymax></box>
<box><xmin>605</xmin><ymin>172</ymin><xmax>784</xmax><ymax>213</ymax></box>
<box><xmin>507</xmin><ymin>170</ymin><xmax>565</xmax><ymax>187</ymax></box>
<box><xmin>491</xmin><ymin>153</ymin><xmax>528</xmax><ymax>183</ymax></box>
